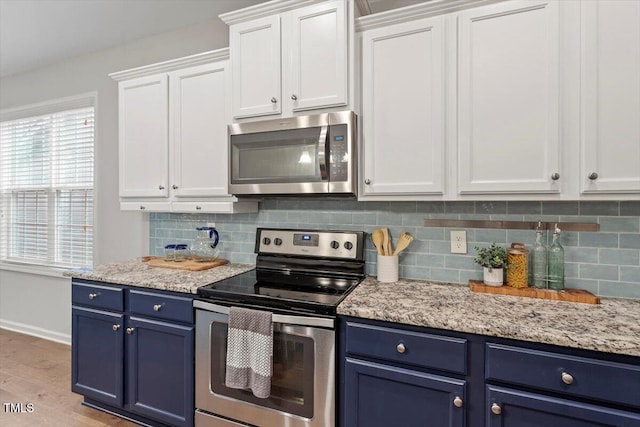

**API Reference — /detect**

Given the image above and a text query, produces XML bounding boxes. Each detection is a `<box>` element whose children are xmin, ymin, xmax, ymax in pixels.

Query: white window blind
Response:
<box><xmin>0</xmin><ymin>103</ymin><xmax>94</xmax><ymax>269</ymax></box>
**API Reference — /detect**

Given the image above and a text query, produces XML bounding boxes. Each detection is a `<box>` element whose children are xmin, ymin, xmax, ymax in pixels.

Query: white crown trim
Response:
<box><xmin>219</xmin><ymin>0</ymin><xmax>327</xmax><ymax>25</ymax></box>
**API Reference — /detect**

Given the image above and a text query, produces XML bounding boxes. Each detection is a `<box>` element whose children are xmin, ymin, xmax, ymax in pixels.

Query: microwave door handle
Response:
<box><xmin>318</xmin><ymin>125</ymin><xmax>329</xmax><ymax>181</ymax></box>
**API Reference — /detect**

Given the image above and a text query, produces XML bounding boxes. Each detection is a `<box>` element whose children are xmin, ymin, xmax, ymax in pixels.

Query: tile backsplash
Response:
<box><xmin>150</xmin><ymin>200</ymin><xmax>640</xmax><ymax>299</ymax></box>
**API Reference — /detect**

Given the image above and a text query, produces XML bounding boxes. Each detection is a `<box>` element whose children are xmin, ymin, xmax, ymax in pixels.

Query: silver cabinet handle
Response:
<box><xmin>588</xmin><ymin>172</ymin><xmax>598</xmax><ymax>180</ymax></box>
<box><xmin>158</xmin><ymin>185</ymin><xmax>165</xmax><ymax>190</ymax></box>
<box><xmin>551</xmin><ymin>173</ymin><xmax>560</xmax><ymax>181</ymax></box>
<box><xmin>561</xmin><ymin>372</ymin><xmax>574</xmax><ymax>385</ymax></box>
<box><xmin>364</xmin><ymin>179</ymin><xmax>371</xmax><ymax>185</ymax></box>
<box><xmin>453</xmin><ymin>396</ymin><xmax>463</xmax><ymax>408</ymax></box>
<box><xmin>270</xmin><ymin>97</ymin><xmax>277</xmax><ymax>104</ymax></box>
<box><xmin>172</xmin><ymin>185</ymin><xmax>178</xmax><ymax>190</ymax></box>
<box><xmin>112</xmin><ymin>324</ymin><xmax>121</xmax><ymax>331</ymax></box>
<box><xmin>291</xmin><ymin>94</ymin><xmax>297</xmax><ymax>101</ymax></box>
<box><xmin>491</xmin><ymin>403</ymin><xmax>502</xmax><ymax>415</ymax></box>
<box><xmin>195</xmin><ymin>206</ymin><xmax>202</xmax><ymax>210</ymax></box>
<box><xmin>396</xmin><ymin>343</ymin><xmax>406</xmax><ymax>354</ymax></box>
<box><xmin>88</xmin><ymin>293</ymin><xmax>97</xmax><ymax>300</ymax></box>
<box><xmin>153</xmin><ymin>304</ymin><xmax>162</xmax><ymax>312</ymax></box>
<box><xmin>126</xmin><ymin>327</ymin><xmax>135</xmax><ymax>335</ymax></box>
<box><xmin>140</xmin><ymin>206</ymin><xmax>146</xmax><ymax>210</ymax></box>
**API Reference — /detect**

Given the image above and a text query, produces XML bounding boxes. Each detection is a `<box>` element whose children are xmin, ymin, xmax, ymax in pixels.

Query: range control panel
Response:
<box><xmin>256</xmin><ymin>228</ymin><xmax>363</xmax><ymax>260</ymax></box>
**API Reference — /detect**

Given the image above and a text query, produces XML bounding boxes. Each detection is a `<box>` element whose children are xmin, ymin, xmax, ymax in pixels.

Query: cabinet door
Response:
<box><xmin>457</xmin><ymin>1</ymin><xmax>561</xmax><ymax>194</ymax></box>
<box><xmin>581</xmin><ymin>0</ymin><xmax>640</xmax><ymax>194</ymax></box>
<box><xmin>170</xmin><ymin>62</ymin><xmax>230</xmax><ymax>198</ymax></box>
<box><xmin>344</xmin><ymin>358</ymin><xmax>465</xmax><ymax>427</ymax></box>
<box><xmin>126</xmin><ymin>316</ymin><xmax>194</xmax><ymax>427</ymax></box>
<box><xmin>487</xmin><ymin>386</ymin><xmax>640</xmax><ymax>427</ymax></box>
<box><xmin>230</xmin><ymin>15</ymin><xmax>281</xmax><ymax>118</ymax></box>
<box><xmin>72</xmin><ymin>307</ymin><xmax>124</xmax><ymax>407</ymax></box>
<box><xmin>118</xmin><ymin>74</ymin><xmax>169</xmax><ymax>198</ymax></box>
<box><xmin>287</xmin><ymin>0</ymin><xmax>347</xmax><ymax>112</ymax></box>
<box><xmin>361</xmin><ymin>16</ymin><xmax>445</xmax><ymax>196</ymax></box>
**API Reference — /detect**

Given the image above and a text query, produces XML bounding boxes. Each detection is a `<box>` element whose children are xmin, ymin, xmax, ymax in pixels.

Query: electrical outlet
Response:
<box><xmin>207</xmin><ymin>222</ymin><xmax>216</xmax><ymax>228</ymax></box>
<box><xmin>450</xmin><ymin>230</ymin><xmax>467</xmax><ymax>254</ymax></box>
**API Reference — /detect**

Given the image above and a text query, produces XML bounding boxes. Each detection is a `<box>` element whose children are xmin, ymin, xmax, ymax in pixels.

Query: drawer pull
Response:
<box><xmin>561</xmin><ymin>372</ymin><xmax>574</xmax><ymax>385</ymax></box>
<box><xmin>491</xmin><ymin>403</ymin><xmax>502</xmax><ymax>415</ymax></box>
<box><xmin>396</xmin><ymin>343</ymin><xmax>406</xmax><ymax>354</ymax></box>
<box><xmin>112</xmin><ymin>324</ymin><xmax>120</xmax><ymax>331</ymax></box>
<box><xmin>88</xmin><ymin>293</ymin><xmax>97</xmax><ymax>300</ymax></box>
<box><xmin>453</xmin><ymin>396</ymin><xmax>463</xmax><ymax>408</ymax></box>
<box><xmin>153</xmin><ymin>304</ymin><xmax>162</xmax><ymax>312</ymax></box>
<box><xmin>126</xmin><ymin>327</ymin><xmax>135</xmax><ymax>335</ymax></box>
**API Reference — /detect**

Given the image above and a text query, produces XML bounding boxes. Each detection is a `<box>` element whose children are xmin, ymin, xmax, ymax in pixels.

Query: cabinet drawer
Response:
<box><xmin>129</xmin><ymin>290</ymin><xmax>193</xmax><ymax>324</ymax></box>
<box><xmin>345</xmin><ymin>321</ymin><xmax>467</xmax><ymax>374</ymax></box>
<box><xmin>486</xmin><ymin>343</ymin><xmax>640</xmax><ymax>409</ymax></box>
<box><xmin>72</xmin><ymin>282</ymin><xmax>123</xmax><ymax>311</ymax></box>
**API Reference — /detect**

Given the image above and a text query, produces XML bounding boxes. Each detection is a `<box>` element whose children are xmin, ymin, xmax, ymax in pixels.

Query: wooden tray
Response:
<box><xmin>469</xmin><ymin>280</ymin><xmax>600</xmax><ymax>304</ymax></box>
<box><xmin>142</xmin><ymin>256</ymin><xmax>229</xmax><ymax>271</ymax></box>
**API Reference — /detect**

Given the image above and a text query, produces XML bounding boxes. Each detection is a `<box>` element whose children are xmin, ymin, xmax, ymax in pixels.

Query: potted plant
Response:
<box><xmin>474</xmin><ymin>243</ymin><xmax>508</xmax><ymax>286</ymax></box>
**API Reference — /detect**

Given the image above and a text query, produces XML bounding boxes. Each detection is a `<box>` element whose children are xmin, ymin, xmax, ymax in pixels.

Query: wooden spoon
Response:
<box><xmin>371</xmin><ymin>229</ymin><xmax>385</xmax><ymax>255</ymax></box>
<box><xmin>382</xmin><ymin>228</ymin><xmax>392</xmax><ymax>255</ymax></box>
<box><xmin>393</xmin><ymin>232</ymin><xmax>414</xmax><ymax>256</ymax></box>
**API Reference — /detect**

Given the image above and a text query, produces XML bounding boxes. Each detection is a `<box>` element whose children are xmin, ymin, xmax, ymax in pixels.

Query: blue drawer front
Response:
<box><xmin>129</xmin><ymin>290</ymin><xmax>193</xmax><ymax>324</ymax></box>
<box><xmin>72</xmin><ymin>282</ymin><xmax>123</xmax><ymax>311</ymax></box>
<box><xmin>486</xmin><ymin>343</ymin><xmax>640</xmax><ymax>410</ymax></box>
<box><xmin>345</xmin><ymin>321</ymin><xmax>468</xmax><ymax>374</ymax></box>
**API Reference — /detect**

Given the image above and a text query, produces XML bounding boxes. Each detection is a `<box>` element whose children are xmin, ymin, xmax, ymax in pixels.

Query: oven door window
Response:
<box><xmin>210</xmin><ymin>321</ymin><xmax>315</xmax><ymax>419</ymax></box>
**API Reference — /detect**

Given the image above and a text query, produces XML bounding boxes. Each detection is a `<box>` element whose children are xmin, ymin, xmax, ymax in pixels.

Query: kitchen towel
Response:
<box><xmin>225</xmin><ymin>306</ymin><xmax>273</xmax><ymax>398</ymax></box>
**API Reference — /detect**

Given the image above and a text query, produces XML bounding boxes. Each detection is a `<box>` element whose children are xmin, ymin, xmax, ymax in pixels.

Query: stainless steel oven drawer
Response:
<box><xmin>129</xmin><ymin>289</ymin><xmax>193</xmax><ymax>324</ymax></box>
<box><xmin>195</xmin><ymin>409</ymin><xmax>250</xmax><ymax>426</ymax></box>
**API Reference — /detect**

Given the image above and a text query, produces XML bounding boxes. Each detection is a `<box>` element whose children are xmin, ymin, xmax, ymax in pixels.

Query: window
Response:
<box><xmin>0</xmin><ymin>95</ymin><xmax>95</xmax><ymax>269</ymax></box>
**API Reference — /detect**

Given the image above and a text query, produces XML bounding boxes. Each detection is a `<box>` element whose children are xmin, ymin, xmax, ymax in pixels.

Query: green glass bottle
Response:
<box><xmin>531</xmin><ymin>222</ymin><xmax>548</xmax><ymax>288</ymax></box>
<box><xmin>548</xmin><ymin>224</ymin><xmax>565</xmax><ymax>291</ymax></box>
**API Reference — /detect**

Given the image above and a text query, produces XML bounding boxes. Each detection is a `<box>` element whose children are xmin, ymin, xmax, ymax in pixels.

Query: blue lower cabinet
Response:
<box><xmin>487</xmin><ymin>386</ymin><xmax>640</xmax><ymax>427</ymax></box>
<box><xmin>344</xmin><ymin>357</ymin><xmax>466</xmax><ymax>427</ymax></box>
<box><xmin>72</xmin><ymin>307</ymin><xmax>124</xmax><ymax>407</ymax></box>
<box><xmin>127</xmin><ymin>316</ymin><xmax>194</xmax><ymax>427</ymax></box>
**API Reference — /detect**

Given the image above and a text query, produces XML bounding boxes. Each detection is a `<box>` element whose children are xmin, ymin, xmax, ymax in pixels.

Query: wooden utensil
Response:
<box><xmin>382</xmin><ymin>228</ymin><xmax>392</xmax><ymax>255</ymax></box>
<box><xmin>371</xmin><ymin>229</ymin><xmax>385</xmax><ymax>255</ymax></box>
<box><xmin>393</xmin><ymin>232</ymin><xmax>414</xmax><ymax>256</ymax></box>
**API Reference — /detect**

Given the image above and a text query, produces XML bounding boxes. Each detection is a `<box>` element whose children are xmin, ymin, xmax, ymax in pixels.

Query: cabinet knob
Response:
<box><xmin>291</xmin><ymin>94</ymin><xmax>298</xmax><ymax>101</ymax></box>
<box><xmin>172</xmin><ymin>184</ymin><xmax>178</xmax><ymax>190</ymax></box>
<box><xmin>453</xmin><ymin>396</ymin><xmax>463</xmax><ymax>408</ymax></box>
<box><xmin>153</xmin><ymin>304</ymin><xmax>162</xmax><ymax>312</ymax></box>
<box><xmin>195</xmin><ymin>206</ymin><xmax>202</xmax><ymax>210</ymax></box>
<box><xmin>140</xmin><ymin>206</ymin><xmax>146</xmax><ymax>210</ymax></box>
<box><xmin>88</xmin><ymin>293</ymin><xmax>97</xmax><ymax>300</ymax></box>
<box><xmin>491</xmin><ymin>403</ymin><xmax>502</xmax><ymax>415</ymax></box>
<box><xmin>112</xmin><ymin>324</ymin><xmax>121</xmax><ymax>331</ymax></box>
<box><xmin>551</xmin><ymin>173</ymin><xmax>560</xmax><ymax>181</ymax></box>
<box><xmin>561</xmin><ymin>372</ymin><xmax>574</xmax><ymax>385</ymax></box>
<box><xmin>126</xmin><ymin>327</ymin><xmax>135</xmax><ymax>335</ymax></box>
<box><xmin>396</xmin><ymin>343</ymin><xmax>406</xmax><ymax>354</ymax></box>
<box><xmin>364</xmin><ymin>179</ymin><xmax>371</xmax><ymax>185</ymax></box>
<box><xmin>271</xmin><ymin>97</ymin><xmax>277</xmax><ymax>104</ymax></box>
<box><xmin>158</xmin><ymin>185</ymin><xmax>165</xmax><ymax>190</ymax></box>
<box><xmin>588</xmin><ymin>172</ymin><xmax>599</xmax><ymax>180</ymax></box>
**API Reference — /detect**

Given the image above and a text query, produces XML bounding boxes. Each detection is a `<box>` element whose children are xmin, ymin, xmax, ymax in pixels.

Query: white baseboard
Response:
<box><xmin>0</xmin><ymin>319</ymin><xmax>71</xmax><ymax>346</ymax></box>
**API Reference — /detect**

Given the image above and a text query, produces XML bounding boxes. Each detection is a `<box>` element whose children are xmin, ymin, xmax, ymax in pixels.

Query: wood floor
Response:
<box><xmin>0</xmin><ymin>328</ymin><xmax>138</xmax><ymax>427</ymax></box>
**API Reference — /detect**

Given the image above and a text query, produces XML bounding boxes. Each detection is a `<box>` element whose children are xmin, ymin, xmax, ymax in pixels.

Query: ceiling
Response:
<box><xmin>0</xmin><ymin>0</ymin><xmax>427</xmax><ymax>78</ymax></box>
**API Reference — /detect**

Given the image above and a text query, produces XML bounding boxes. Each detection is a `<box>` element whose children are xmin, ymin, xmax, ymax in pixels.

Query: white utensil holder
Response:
<box><xmin>377</xmin><ymin>255</ymin><xmax>399</xmax><ymax>283</ymax></box>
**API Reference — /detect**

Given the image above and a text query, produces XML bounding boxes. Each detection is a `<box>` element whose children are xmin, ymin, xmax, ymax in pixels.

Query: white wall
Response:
<box><xmin>0</xmin><ymin>18</ymin><xmax>230</xmax><ymax>343</ymax></box>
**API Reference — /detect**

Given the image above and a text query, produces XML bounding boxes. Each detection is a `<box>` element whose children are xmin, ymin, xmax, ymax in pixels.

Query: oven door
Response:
<box><xmin>194</xmin><ymin>301</ymin><xmax>335</xmax><ymax>427</ymax></box>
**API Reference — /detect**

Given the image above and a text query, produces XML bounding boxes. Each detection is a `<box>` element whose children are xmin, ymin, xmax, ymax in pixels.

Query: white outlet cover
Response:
<box><xmin>207</xmin><ymin>222</ymin><xmax>216</xmax><ymax>228</ymax></box>
<box><xmin>450</xmin><ymin>230</ymin><xmax>467</xmax><ymax>254</ymax></box>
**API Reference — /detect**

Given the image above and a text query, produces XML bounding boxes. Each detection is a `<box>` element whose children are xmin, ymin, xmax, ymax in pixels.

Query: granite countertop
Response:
<box><xmin>65</xmin><ymin>259</ymin><xmax>254</xmax><ymax>294</ymax></box>
<box><xmin>338</xmin><ymin>277</ymin><xmax>640</xmax><ymax>357</ymax></box>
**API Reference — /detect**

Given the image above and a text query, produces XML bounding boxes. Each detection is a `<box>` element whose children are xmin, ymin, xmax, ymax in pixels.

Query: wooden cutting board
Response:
<box><xmin>142</xmin><ymin>256</ymin><xmax>229</xmax><ymax>271</ymax></box>
<box><xmin>469</xmin><ymin>280</ymin><xmax>600</xmax><ymax>304</ymax></box>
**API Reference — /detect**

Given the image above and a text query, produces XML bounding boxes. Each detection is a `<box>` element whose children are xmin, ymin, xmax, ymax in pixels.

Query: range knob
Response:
<box><xmin>262</xmin><ymin>237</ymin><xmax>271</xmax><ymax>245</ymax></box>
<box><xmin>330</xmin><ymin>241</ymin><xmax>340</xmax><ymax>249</ymax></box>
<box><xmin>344</xmin><ymin>241</ymin><xmax>353</xmax><ymax>250</ymax></box>
<box><xmin>274</xmin><ymin>238</ymin><xmax>283</xmax><ymax>246</ymax></box>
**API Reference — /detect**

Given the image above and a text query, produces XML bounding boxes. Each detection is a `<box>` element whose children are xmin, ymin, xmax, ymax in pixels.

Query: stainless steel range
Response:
<box><xmin>194</xmin><ymin>228</ymin><xmax>365</xmax><ymax>427</ymax></box>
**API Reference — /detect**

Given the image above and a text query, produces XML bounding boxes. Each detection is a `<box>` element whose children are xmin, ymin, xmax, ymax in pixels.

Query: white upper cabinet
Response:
<box><xmin>225</xmin><ymin>0</ymin><xmax>349</xmax><ymax>119</ymax></box>
<box><xmin>360</xmin><ymin>16</ymin><xmax>445</xmax><ymax>196</ymax></box>
<box><xmin>580</xmin><ymin>0</ymin><xmax>640</xmax><ymax>195</ymax></box>
<box><xmin>118</xmin><ymin>74</ymin><xmax>169</xmax><ymax>199</ymax></box>
<box><xmin>457</xmin><ymin>0</ymin><xmax>561</xmax><ymax>195</ymax></box>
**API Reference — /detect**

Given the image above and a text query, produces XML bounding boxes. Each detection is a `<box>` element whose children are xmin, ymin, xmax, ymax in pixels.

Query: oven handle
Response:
<box><xmin>194</xmin><ymin>300</ymin><xmax>335</xmax><ymax>329</ymax></box>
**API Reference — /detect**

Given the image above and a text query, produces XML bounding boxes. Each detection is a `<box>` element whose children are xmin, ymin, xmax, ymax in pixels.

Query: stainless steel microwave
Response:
<box><xmin>228</xmin><ymin>111</ymin><xmax>357</xmax><ymax>197</ymax></box>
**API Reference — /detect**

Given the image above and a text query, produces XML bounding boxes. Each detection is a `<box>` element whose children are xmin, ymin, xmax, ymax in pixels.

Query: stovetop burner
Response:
<box><xmin>197</xmin><ymin>228</ymin><xmax>366</xmax><ymax>315</ymax></box>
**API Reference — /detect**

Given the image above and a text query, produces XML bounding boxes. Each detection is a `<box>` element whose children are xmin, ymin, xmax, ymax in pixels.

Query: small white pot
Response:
<box><xmin>483</xmin><ymin>267</ymin><xmax>504</xmax><ymax>286</ymax></box>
